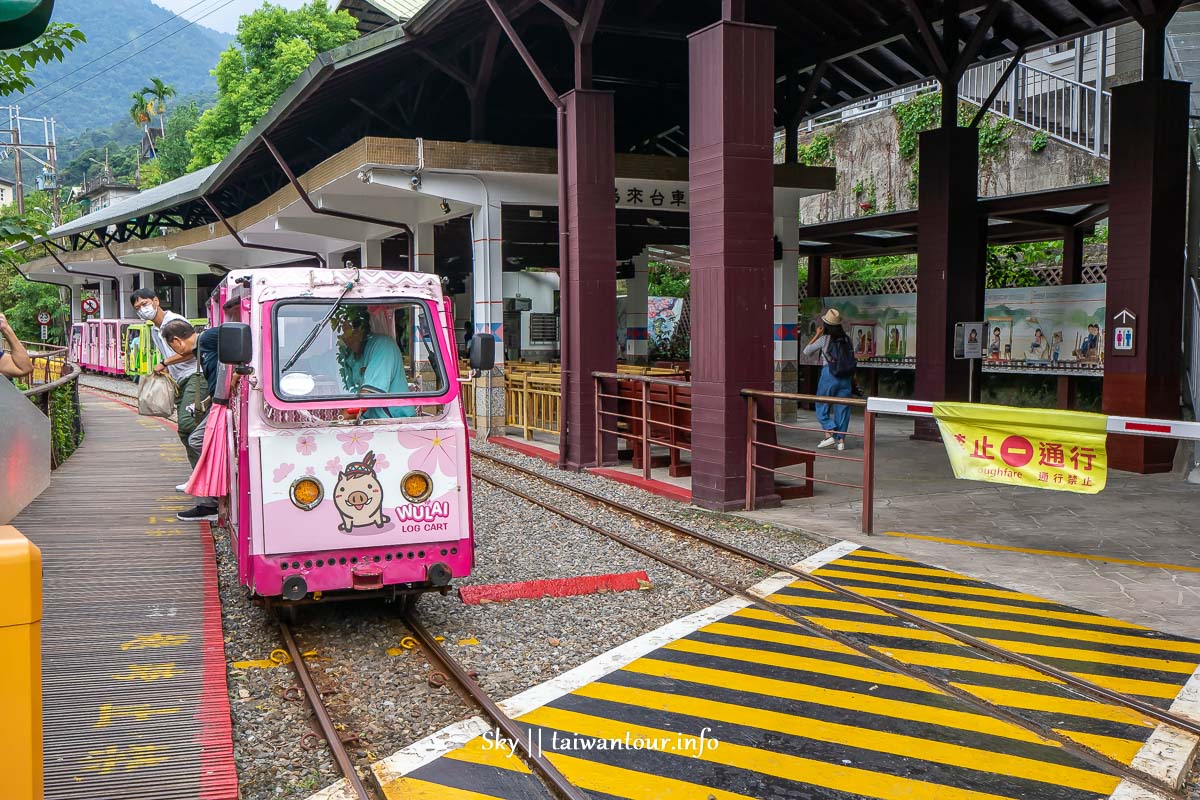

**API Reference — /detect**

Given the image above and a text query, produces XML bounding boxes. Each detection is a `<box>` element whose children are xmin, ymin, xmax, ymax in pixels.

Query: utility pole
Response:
<box><xmin>12</xmin><ymin>107</ymin><xmax>23</xmax><ymax>214</ymax></box>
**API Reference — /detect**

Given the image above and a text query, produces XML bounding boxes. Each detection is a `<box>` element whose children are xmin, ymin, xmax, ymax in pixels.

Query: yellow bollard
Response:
<box><xmin>0</xmin><ymin>526</ymin><xmax>42</xmax><ymax>800</ymax></box>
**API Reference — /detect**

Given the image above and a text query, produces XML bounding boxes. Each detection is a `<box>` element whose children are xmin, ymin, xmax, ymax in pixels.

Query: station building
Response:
<box><xmin>19</xmin><ymin>0</ymin><xmax>1199</xmax><ymax>509</ymax></box>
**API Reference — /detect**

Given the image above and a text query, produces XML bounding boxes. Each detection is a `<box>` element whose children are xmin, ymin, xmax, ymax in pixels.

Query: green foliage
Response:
<box><xmin>648</xmin><ymin>261</ymin><xmax>689</xmax><ymax>297</ymax></box>
<box><xmin>138</xmin><ymin>159</ymin><xmax>165</xmax><ymax>189</ymax></box>
<box><xmin>986</xmin><ymin>241</ymin><xmax>1059</xmax><ymax>289</ymax></box>
<box><xmin>1</xmin><ymin>189</ymin><xmax>70</xmax><ymax>342</ymax></box>
<box><xmin>63</xmin><ymin>143</ymin><xmax>139</xmax><ymax>185</ymax></box>
<box><xmin>0</xmin><ymin>23</ymin><xmax>86</xmax><ymax>97</ymax></box>
<box><xmin>8</xmin><ymin>0</ymin><xmax>228</xmax><ymax>137</ymax></box>
<box><xmin>894</xmin><ymin>92</ymin><xmax>940</xmax><ymax>162</ymax></box>
<box><xmin>1085</xmin><ymin>225</ymin><xmax>1108</xmax><ymax>245</ymax></box>
<box><xmin>796</xmin><ymin>131</ymin><xmax>835</xmax><ymax>166</ymax></box>
<box><xmin>46</xmin><ymin>383</ymin><xmax>84</xmax><ymax>465</ymax></box>
<box><xmin>156</xmin><ymin>101</ymin><xmax>201</xmax><ymax>182</ymax></box>
<box><xmin>1030</xmin><ymin>130</ymin><xmax>1049</xmax><ymax>153</ymax></box>
<box><xmin>974</xmin><ymin>114</ymin><xmax>1012</xmax><ymax>165</ymax></box>
<box><xmin>832</xmin><ymin>253</ymin><xmax>918</xmax><ymax>284</ymax></box>
<box><xmin>187</xmin><ymin>1</ymin><xmax>359</xmax><ymax>170</ymax></box>
<box><xmin>892</xmin><ymin>92</ymin><xmax>1011</xmax><ymax>206</ymax></box>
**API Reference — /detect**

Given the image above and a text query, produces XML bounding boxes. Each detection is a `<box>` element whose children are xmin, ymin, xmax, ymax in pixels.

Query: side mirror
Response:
<box><xmin>469</xmin><ymin>333</ymin><xmax>496</xmax><ymax>371</ymax></box>
<box><xmin>218</xmin><ymin>323</ymin><xmax>252</xmax><ymax>365</ymax></box>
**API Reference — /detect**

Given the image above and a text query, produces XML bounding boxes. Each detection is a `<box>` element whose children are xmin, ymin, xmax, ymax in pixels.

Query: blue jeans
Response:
<box><xmin>816</xmin><ymin>366</ymin><xmax>853</xmax><ymax>440</ymax></box>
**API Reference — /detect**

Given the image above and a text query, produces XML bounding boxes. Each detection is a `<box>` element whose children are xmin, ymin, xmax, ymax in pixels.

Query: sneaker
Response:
<box><xmin>818</xmin><ymin>437</ymin><xmax>837</xmax><ymax>449</ymax></box>
<box><xmin>176</xmin><ymin>483</ymin><xmax>188</xmax><ymax>493</ymax></box>
<box><xmin>837</xmin><ymin>441</ymin><xmax>846</xmax><ymax>451</ymax></box>
<box><xmin>177</xmin><ymin>505</ymin><xmax>218</xmax><ymax>522</ymax></box>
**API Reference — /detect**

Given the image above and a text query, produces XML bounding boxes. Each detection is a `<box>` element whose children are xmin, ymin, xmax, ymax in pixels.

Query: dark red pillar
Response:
<box><xmin>562</xmin><ymin>89</ymin><xmax>618</xmax><ymax>469</ymax></box>
<box><xmin>914</xmin><ymin>126</ymin><xmax>984</xmax><ymax>437</ymax></box>
<box><xmin>688</xmin><ymin>19</ymin><xmax>777</xmax><ymax>510</ymax></box>
<box><xmin>1102</xmin><ymin>78</ymin><xmax>1189</xmax><ymax>473</ymax></box>
<box><xmin>1057</xmin><ymin>227</ymin><xmax>1085</xmax><ymax>410</ymax></box>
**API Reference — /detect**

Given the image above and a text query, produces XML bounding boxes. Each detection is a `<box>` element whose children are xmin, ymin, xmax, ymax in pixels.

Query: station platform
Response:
<box><xmin>13</xmin><ymin>392</ymin><xmax>238</xmax><ymax>800</ymax></box>
<box><xmin>488</xmin><ymin>411</ymin><xmax>1200</xmax><ymax>641</ymax></box>
<box><xmin>369</xmin><ymin>542</ymin><xmax>1200</xmax><ymax>800</ymax></box>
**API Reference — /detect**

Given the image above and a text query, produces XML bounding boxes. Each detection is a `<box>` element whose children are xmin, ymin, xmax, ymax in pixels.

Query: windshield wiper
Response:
<box><xmin>281</xmin><ymin>280</ymin><xmax>355</xmax><ymax>374</ymax></box>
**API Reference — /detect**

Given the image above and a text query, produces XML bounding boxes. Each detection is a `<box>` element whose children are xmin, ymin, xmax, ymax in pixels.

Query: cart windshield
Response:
<box><xmin>272</xmin><ymin>300</ymin><xmax>448</xmax><ymax>411</ymax></box>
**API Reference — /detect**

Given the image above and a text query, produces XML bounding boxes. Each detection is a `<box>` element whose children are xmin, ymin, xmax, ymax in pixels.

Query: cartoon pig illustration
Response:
<box><xmin>333</xmin><ymin>450</ymin><xmax>391</xmax><ymax>532</ymax></box>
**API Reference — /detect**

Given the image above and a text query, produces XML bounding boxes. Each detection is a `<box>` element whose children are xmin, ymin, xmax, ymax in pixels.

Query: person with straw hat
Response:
<box><xmin>802</xmin><ymin>308</ymin><xmax>856</xmax><ymax>450</ymax></box>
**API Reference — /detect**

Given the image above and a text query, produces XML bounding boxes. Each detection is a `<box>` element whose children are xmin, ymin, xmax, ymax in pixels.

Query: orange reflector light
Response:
<box><xmin>290</xmin><ymin>477</ymin><xmax>324</xmax><ymax>510</ymax></box>
<box><xmin>401</xmin><ymin>470</ymin><xmax>432</xmax><ymax>503</ymax></box>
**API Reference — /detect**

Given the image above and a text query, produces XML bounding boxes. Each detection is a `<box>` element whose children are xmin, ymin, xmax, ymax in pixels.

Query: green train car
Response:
<box><xmin>123</xmin><ymin>319</ymin><xmax>209</xmax><ymax>379</ymax></box>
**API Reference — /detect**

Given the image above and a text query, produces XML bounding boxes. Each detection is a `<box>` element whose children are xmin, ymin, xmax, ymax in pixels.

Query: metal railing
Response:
<box><xmin>20</xmin><ymin>341</ymin><xmax>69</xmax><ymax>387</ymax></box>
<box><xmin>805</xmin><ymin>53</ymin><xmax>1111</xmax><ymax>158</ymax></box>
<box><xmin>20</xmin><ymin>359</ymin><xmax>83</xmax><ymax>470</ymax></box>
<box><xmin>742</xmin><ymin>390</ymin><xmax>877</xmax><ymax>533</ymax></box>
<box><xmin>506</xmin><ymin>372</ymin><xmax>561</xmax><ymax>439</ymax></box>
<box><xmin>594</xmin><ymin>372</ymin><xmax>692</xmax><ymax>480</ymax></box>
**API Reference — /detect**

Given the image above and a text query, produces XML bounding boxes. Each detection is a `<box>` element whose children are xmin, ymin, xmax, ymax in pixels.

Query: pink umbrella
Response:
<box><xmin>184</xmin><ymin>384</ymin><xmax>231</xmax><ymax>498</ymax></box>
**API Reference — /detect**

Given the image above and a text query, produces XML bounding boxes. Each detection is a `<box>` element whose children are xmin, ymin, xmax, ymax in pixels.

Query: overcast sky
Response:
<box><xmin>152</xmin><ymin>0</ymin><xmax>310</xmax><ymax>36</ymax></box>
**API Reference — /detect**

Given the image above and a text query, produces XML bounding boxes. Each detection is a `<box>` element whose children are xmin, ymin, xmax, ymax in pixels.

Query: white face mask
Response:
<box><xmin>136</xmin><ymin>305</ymin><xmax>157</xmax><ymax>321</ymax></box>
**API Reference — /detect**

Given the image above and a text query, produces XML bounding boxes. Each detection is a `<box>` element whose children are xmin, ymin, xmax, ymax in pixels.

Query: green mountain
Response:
<box><xmin>9</xmin><ymin>0</ymin><xmax>230</xmax><ymax>138</ymax></box>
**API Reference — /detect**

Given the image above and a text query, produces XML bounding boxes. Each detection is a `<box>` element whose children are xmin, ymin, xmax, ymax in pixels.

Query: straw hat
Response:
<box><xmin>821</xmin><ymin>308</ymin><xmax>843</xmax><ymax>326</ymax></box>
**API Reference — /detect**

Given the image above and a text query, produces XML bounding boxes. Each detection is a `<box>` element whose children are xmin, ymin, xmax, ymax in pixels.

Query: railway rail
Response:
<box><xmin>271</xmin><ymin>603</ymin><xmax>593</xmax><ymax>800</ymax></box>
<box><xmin>469</xmin><ymin>449</ymin><xmax>1198</xmax><ymax>800</ymax></box>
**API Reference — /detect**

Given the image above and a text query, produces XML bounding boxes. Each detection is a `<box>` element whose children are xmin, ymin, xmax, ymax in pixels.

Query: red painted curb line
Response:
<box><xmin>460</xmin><ymin>570</ymin><xmax>651</xmax><ymax>605</ymax></box>
<box><xmin>198</xmin><ymin>520</ymin><xmax>239</xmax><ymax>799</ymax></box>
<box><xmin>586</xmin><ymin>467</ymin><xmax>692</xmax><ymax>504</ymax></box>
<box><xmin>488</xmin><ymin>435</ymin><xmax>558</xmax><ymax>464</ymax></box>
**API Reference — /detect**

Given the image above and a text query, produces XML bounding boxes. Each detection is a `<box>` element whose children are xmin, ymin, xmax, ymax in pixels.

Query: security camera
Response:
<box><xmin>410</xmin><ymin>174</ymin><xmax>422</xmax><ymax>189</ymax></box>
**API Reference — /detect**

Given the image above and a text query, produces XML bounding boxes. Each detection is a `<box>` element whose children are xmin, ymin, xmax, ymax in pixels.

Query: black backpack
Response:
<box><xmin>826</xmin><ymin>336</ymin><xmax>857</xmax><ymax>378</ymax></box>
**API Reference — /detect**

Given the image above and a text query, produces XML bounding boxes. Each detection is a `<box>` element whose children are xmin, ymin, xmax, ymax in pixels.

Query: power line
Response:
<box><xmin>23</xmin><ymin>0</ymin><xmax>240</xmax><ymax>117</ymax></box>
<box><xmin>18</xmin><ymin>0</ymin><xmax>227</xmax><ymax>105</ymax></box>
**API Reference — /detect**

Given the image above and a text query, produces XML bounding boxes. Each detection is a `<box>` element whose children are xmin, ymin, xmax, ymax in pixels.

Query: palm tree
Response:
<box><xmin>140</xmin><ymin>77</ymin><xmax>176</xmax><ymax>131</ymax></box>
<box><xmin>129</xmin><ymin>89</ymin><xmax>149</xmax><ymax>127</ymax></box>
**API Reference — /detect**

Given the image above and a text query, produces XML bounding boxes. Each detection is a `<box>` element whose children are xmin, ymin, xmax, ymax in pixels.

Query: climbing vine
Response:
<box><xmin>893</xmin><ymin>91</ymin><xmax>1012</xmax><ymax>202</ymax></box>
<box><xmin>796</xmin><ymin>131</ymin><xmax>835</xmax><ymax>167</ymax></box>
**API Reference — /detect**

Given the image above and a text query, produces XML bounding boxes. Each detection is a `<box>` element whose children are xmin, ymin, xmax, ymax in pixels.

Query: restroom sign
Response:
<box><xmin>1112</xmin><ymin>308</ymin><xmax>1136</xmax><ymax>356</ymax></box>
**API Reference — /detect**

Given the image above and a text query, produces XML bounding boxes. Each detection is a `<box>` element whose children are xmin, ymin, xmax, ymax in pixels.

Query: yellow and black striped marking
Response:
<box><xmin>379</xmin><ymin>547</ymin><xmax>1200</xmax><ymax>800</ymax></box>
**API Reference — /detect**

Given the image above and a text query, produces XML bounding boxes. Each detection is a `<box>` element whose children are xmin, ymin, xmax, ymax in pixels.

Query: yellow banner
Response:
<box><xmin>933</xmin><ymin>402</ymin><xmax>1107</xmax><ymax>493</ymax></box>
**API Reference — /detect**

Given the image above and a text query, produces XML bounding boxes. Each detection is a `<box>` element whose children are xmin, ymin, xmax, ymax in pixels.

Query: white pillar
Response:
<box><xmin>625</xmin><ymin>252</ymin><xmax>650</xmax><ymax>364</ymax></box>
<box><xmin>361</xmin><ymin>238</ymin><xmax>383</xmax><ymax>268</ymax></box>
<box><xmin>69</xmin><ymin>285</ymin><xmax>81</xmax><ymax>323</ymax></box>
<box><xmin>98</xmin><ymin>279</ymin><xmax>119</xmax><ymax>318</ymax></box>
<box><xmin>414</xmin><ymin>222</ymin><xmax>436</xmax><ymax>273</ymax></box>
<box><xmin>182</xmin><ymin>273</ymin><xmax>199</xmax><ymax>318</ymax></box>
<box><xmin>774</xmin><ymin>198</ymin><xmax>801</xmax><ymax>419</ymax></box>
<box><xmin>471</xmin><ymin>203</ymin><xmax>505</xmax><ymax>437</ymax></box>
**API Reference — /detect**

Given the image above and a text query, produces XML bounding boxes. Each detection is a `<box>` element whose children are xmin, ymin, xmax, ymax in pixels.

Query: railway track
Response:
<box><xmin>470</xmin><ymin>449</ymin><xmax>1198</xmax><ymax>800</ymax></box>
<box><xmin>272</xmin><ymin>604</ymin><xmax>592</xmax><ymax>800</ymax></box>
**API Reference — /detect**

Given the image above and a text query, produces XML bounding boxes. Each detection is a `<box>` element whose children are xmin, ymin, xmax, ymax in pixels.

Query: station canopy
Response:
<box><xmin>34</xmin><ymin>0</ymin><xmax>1157</xmax><ymax>255</ymax></box>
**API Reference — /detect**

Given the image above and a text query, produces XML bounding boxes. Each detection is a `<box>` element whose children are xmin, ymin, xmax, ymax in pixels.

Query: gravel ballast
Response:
<box><xmin>205</xmin><ymin>434</ymin><xmax>827</xmax><ymax>800</ymax></box>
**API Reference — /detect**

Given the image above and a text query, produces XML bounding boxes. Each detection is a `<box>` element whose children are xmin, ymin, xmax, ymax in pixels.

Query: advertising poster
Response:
<box><xmin>984</xmin><ymin>284</ymin><xmax>1105</xmax><ymax>374</ymax></box>
<box><xmin>799</xmin><ymin>293</ymin><xmax>917</xmax><ymax>369</ymax></box>
<box><xmin>795</xmin><ymin>284</ymin><xmax>1106</xmax><ymax>375</ymax></box>
<box><xmin>934</xmin><ymin>402</ymin><xmax>1107</xmax><ymax>493</ymax></box>
<box><xmin>647</xmin><ymin>296</ymin><xmax>685</xmax><ymax>348</ymax></box>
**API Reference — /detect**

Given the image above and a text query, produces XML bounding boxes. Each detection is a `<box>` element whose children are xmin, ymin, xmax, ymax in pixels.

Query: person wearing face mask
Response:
<box><xmin>130</xmin><ymin>289</ymin><xmax>203</xmax><ymax>501</ymax></box>
<box><xmin>161</xmin><ymin>319</ymin><xmax>220</xmax><ymax>521</ymax></box>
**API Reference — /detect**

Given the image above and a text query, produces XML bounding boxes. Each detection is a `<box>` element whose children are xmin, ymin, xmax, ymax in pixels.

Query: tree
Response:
<box><xmin>187</xmin><ymin>1</ymin><xmax>357</xmax><ymax>170</ymax></box>
<box><xmin>129</xmin><ymin>88</ymin><xmax>150</xmax><ymax>127</ymax></box>
<box><xmin>140</xmin><ymin>76</ymin><xmax>176</xmax><ymax>129</ymax></box>
<box><xmin>0</xmin><ymin>22</ymin><xmax>85</xmax><ymax>96</ymax></box>
<box><xmin>156</xmin><ymin>101</ymin><xmax>200</xmax><ymax>182</ymax></box>
<box><xmin>0</xmin><ymin>25</ymin><xmax>84</xmax><ymax>343</ymax></box>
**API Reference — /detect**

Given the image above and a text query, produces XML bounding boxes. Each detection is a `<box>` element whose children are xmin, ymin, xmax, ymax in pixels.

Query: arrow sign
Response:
<box><xmin>1113</xmin><ymin>308</ymin><xmax>1137</xmax><ymax>324</ymax></box>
